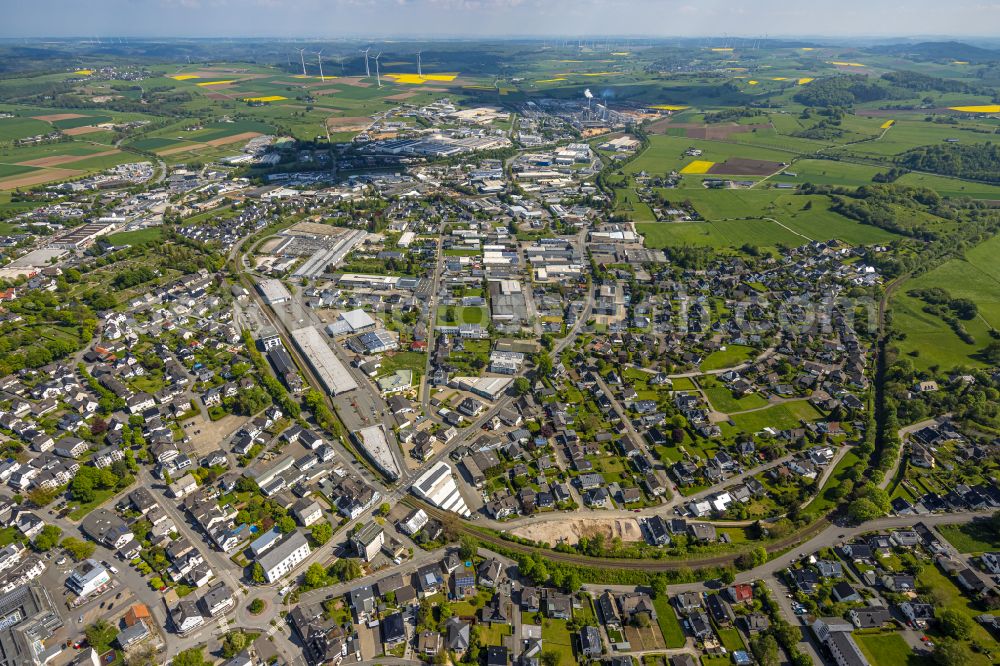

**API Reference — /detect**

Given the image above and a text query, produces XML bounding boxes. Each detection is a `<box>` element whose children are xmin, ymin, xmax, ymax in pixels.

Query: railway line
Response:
<box><xmin>402</xmin><ymin>495</ymin><xmax>832</xmax><ymax>572</ymax></box>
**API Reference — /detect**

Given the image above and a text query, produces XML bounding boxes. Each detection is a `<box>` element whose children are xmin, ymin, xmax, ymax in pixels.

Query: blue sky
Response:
<box><xmin>3</xmin><ymin>0</ymin><xmax>999</xmax><ymax>38</ymax></box>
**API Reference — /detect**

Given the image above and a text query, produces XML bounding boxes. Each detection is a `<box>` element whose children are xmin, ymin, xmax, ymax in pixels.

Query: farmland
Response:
<box><xmin>891</xmin><ymin>232</ymin><xmax>1000</xmax><ymax>370</ymax></box>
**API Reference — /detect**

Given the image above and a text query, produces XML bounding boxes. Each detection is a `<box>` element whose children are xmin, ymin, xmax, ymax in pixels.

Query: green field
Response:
<box><xmin>436</xmin><ymin>305</ymin><xmax>487</xmax><ymax>326</ymax></box>
<box><xmin>916</xmin><ymin>565</ymin><xmax>999</xmax><ymax>665</ymax></box>
<box><xmin>701</xmin><ymin>345</ymin><xmax>757</xmax><ymax>371</ymax></box>
<box><xmin>808</xmin><ymin>449</ymin><xmax>862</xmax><ymax>514</ymax></box>
<box><xmin>0</xmin><ymin>163</ymin><xmax>40</xmax><ymax>179</ymax></box>
<box><xmin>539</xmin><ymin>618</ymin><xmax>575</xmax><ymax>663</ymax></box>
<box><xmin>727</xmin><ymin>399</ymin><xmax>824</xmax><ymax>432</ymax></box>
<box><xmin>937</xmin><ymin>522</ymin><xmax>1000</xmax><ymax>554</ymax></box>
<box><xmin>891</xmin><ymin>232</ymin><xmax>1000</xmax><ymax>370</ymax></box>
<box><xmin>636</xmin><ymin>191</ymin><xmax>899</xmax><ymax>250</ymax></box>
<box><xmin>0</xmin><ymin>117</ymin><xmax>54</xmax><ymax>141</ymax></box>
<box><xmin>855</xmin><ymin>632</ymin><xmax>927</xmax><ymax>666</ymax></box>
<box><xmin>107</xmin><ymin>228</ymin><xmax>165</xmax><ymax>246</ymax></box>
<box><xmin>652</xmin><ymin>595</ymin><xmax>686</xmax><ymax>648</ymax></box>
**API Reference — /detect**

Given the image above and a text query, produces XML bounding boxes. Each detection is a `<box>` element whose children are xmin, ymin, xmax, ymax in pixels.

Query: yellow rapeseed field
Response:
<box><xmin>196</xmin><ymin>80</ymin><xmax>237</xmax><ymax>86</ymax></box>
<box><xmin>243</xmin><ymin>96</ymin><xmax>287</xmax><ymax>103</ymax></box>
<box><xmin>536</xmin><ymin>78</ymin><xmax>567</xmax><ymax>83</ymax></box>
<box><xmin>748</xmin><ymin>80</ymin><xmax>759</xmax><ymax>85</ymax></box>
<box><xmin>948</xmin><ymin>105</ymin><xmax>1000</xmax><ymax>113</ymax></box>
<box><xmin>384</xmin><ymin>72</ymin><xmax>458</xmax><ymax>85</ymax></box>
<box><xmin>797</xmin><ymin>78</ymin><xmax>814</xmax><ymax>85</ymax></box>
<box><xmin>650</xmin><ymin>105</ymin><xmax>689</xmax><ymax>111</ymax></box>
<box><xmin>711</xmin><ymin>48</ymin><xmax>734</xmax><ymax>52</ymax></box>
<box><xmin>772</xmin><ymin>77</ymin><xmax>789</xmax><ymax>81</ymax></box>
<box><xmin>880</xmin><ymin>120</ymin><xmax>895</xmax><ymax>129</ymax></box>
<box><xmin>952</xmin><ymin>61</ymin><xmax>969</xmax><ymax>65</ymax></box>
<box><xmin>680</xmin><ymin>160</ymin><xmax>715</xmax><ymax>174</ymax></box>
<box><xmin>73</xmin><ymin>69</ymin><xmax>93</xmax><ymax>75</ymax></box>
<box><xmin>170</xmin><ymin>74</ymin><xmax>199</xmax><ymax>81</ymax></box>
<box><xmin>829</xmin><ymin>61</ymin><xmax>865</xmax><ymax>67</ymax></box>
<box><xmin>801</xmin><ymin>47</ymin><xmax>815</xmax><ymax>51</ymax></box>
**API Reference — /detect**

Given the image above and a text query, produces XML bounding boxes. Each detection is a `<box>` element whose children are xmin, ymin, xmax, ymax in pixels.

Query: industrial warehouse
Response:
<box><xmin>289</xmin><ymin>326</ymin><xmax>359</xmax><ymax>396</ymax></box>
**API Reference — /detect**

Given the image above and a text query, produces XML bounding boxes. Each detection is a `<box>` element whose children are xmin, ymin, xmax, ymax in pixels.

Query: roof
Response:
<box><xmin>256</xmin><ymin>530</ymin><xmax>309</xmax><ymax>571</ymax></box>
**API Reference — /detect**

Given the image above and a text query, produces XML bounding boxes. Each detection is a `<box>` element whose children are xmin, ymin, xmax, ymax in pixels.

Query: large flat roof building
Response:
<box><xmin>0</xmin><ymin>584</ymin><xmax>64</xmax><ymax>666</ymax></box>
<box><xmin>257</xmin><ymin>278</ymin><xmax>293</xmax><ymax>305</ymax></box>
<box><xmin>354</xmin><ymin>425</ymin><xmax>401</xmax><ymax>481</ymax></box>
<box><xmin>290</xmin><ymin>326</ymin><xmax>358</xmax><ymax>396</ymax></box>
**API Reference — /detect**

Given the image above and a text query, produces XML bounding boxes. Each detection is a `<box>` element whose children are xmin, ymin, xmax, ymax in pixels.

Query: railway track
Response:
<box><xmin>403</xmin><ymin>496</ymin><xmax>831</xmax><ymax>571</ymax></box>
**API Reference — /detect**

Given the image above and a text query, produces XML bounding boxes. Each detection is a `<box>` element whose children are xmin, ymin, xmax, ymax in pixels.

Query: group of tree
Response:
<box><xmin>70</xmin><ymin>463</ymin><xmax>133</xmax><ymax>504</ymax></box>
<box><xmin>898</xmin><ymin>142</ymin><xmax>1000</xmax><ymax>185</ymax></box>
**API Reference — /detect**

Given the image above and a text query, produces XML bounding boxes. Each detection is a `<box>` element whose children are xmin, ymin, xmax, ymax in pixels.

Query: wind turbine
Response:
<box><xmin>316</xmin><ymin>50</ymin><xmax>325</xmax><ymax>82</ymax></box>
<box><xmin>361</xmin><ymin>47</ymin><xmax>371</xmax><ymax>78</ymax></box>
<box><xmin>298</xmin><ymin>48</ymin><xmax>307</xmax><ymax>77</ymax></box>
<box><xmin>373</xmin><ymin>52</ymin><xmax>382</xmax><ymax>87</ymax></box>
<box><xmin>416</xmin><ymin>51</ymin><xmax>423</xmax><ymax>78</ymax></box>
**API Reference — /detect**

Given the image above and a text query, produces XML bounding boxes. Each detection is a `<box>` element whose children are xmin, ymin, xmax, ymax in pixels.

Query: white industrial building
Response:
<box><xmin>290</xmin><ymin>326</ymin><xmax>359</xmax><ymax>395</ymax></box>
<box><xmin>411</xmin><ymin>461</ymin><xmax>471</xmax><ymax>517</ymax></box>
<box><xmin>355</xmin><ymin>425</ymin><xmax>401</xmax><ymax>481</ymax></box>
<box><xmin>449</xmin><ymin>376</ymin><xmax>513</xmax><ymax>402</ymax></box>
<box><xmin>324</xmin><ymin>309</ymin><xmax>377</xmax><ymax>337</ymax></box>
<box><xmin>257</xmin><ymin>278</ymin><xmax>292</xmax><ymax>305</ymax></box>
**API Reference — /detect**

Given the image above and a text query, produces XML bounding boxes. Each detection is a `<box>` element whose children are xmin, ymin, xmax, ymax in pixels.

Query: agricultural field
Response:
<box><xmin>890</xmin><ymin>232</ymin><xmax>1000</xmax><ymax>370</ymax></box>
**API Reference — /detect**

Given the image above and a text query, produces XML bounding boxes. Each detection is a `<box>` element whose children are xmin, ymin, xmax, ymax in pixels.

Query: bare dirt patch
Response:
<box><xmin>311</xmin><ymin>87</ymin><xmax>343</xmax><ymax>96</ymax></box>
<box><xmin>385</xmin><ymin>91</ymin><xmax>417</xmax><ymax>101</ymax></box>
<box><xmin>156</xmin><ymin>142</ymin><xmax>202</xmax><ymax>156</ymax></box>
<box><xmin>0</xmin><ymin>167</ymin><xmax>82</xmax><ymax>190</ymax></box>
<box><xmin>337</xmin><ymin>77</ymin><xmax>372</xmax><ymax>88</ymax></box>
<box><xmin>183</xmin><ymin>412</ymin><xmax>249</xmax><ymax>456</ymax></box>
<box><xmin>509</xmin><ymin>516</ymin><xmax>644</xmax><ymax>546</ymax></box>
<box><xmin>17</xmin><ymin>149</ymin><xmax>119</xmax><ymax>168</ymax></box>
<box><xmin>204</xmin><ymin>131</ymin><xmax>262</xmax><ymax>147</ymax></box>
<box><xmin>623</xmin><ymin>625</ymin><xmax>666</xmax><ymax>651</ymax></box>
<box><xmin>707</xmin><ymin>157</ymin><xmax>783</xmax><ymax>176</ymax></box>
<box><xmin>326</xmin><ymin>116</ymin><xmax>371</xmax><ymax>131</ymax></box>
<box><xmin>32</xmin><ymin>113</ymin><xmax>87</xmax><ymax>122</ymax></box>
<box><xmin>62</xmin><ymin>125</ymin><xmax>105</xmax><ymax>136</ymax></box>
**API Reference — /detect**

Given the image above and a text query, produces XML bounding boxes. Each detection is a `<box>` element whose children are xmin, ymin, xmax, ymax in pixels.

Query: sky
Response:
<box><xmin>3</xmin><ymin>0</ymin><xmax>1000</xmax><ymax>39</ymax></box>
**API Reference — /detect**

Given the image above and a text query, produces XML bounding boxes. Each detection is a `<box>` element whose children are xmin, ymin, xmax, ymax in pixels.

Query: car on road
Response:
<box><xmin>109</xmin><ymin>566</ymin><xmax>119</xmax><ymax>574</ymax></box>
<box><xmin>56</xmin><ymin>557</ymin><xmax>67</xmax><ymax>565</ymax></box>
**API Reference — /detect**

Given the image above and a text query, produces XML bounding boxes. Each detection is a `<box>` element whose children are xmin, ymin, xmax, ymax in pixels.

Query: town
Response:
<box><xmin>0</xmin><ymin>22</ymin><xmax>999</xmax><ymax>666</ymax></box>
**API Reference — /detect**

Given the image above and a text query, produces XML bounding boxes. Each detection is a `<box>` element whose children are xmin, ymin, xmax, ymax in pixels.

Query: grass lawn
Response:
<box><xmin>716</xmin><ymin>627</ymin><xmax>745</xmax><ymax>652</ymax></box>
<box><xmin>540</xmin><ymin>617</ymin><xmax>575</xmax><ymax>663</ymax></box>
<box><xmin>917</xmin><ymin>565</ymin><xmax>1000</xmax><ymax>664</ymax></box>
<box><xmin>855</xmin><ymin>632</ymin><xmax>929</xmax><ymax>666</ymax></box>
<box><xmin>728</xmin><ymin>399</ymin><xmax>823</xmax><ymax>432</ymax></box>
<box><xmin>808</xmin><ymin>449</ymin><xmax>861</xmax><ymax>514</ymax></box>
<box><xmin>477</xmin><ymin>623</ymin><xmax>511</xmax><ymax>646</ymax></box>
<box><xmin>68</xmin><ymin>486</ymin><xmax>122</xmax><ymax>520</ymax></box>
<box><xmin>701</xmin><ymin>345</ymin><xmax>757</xmax><ymax>371</ymax></box>
<box><xmin>107</xmin><ymin>228</ymin><xmax>164</xmax><ymax>245</ymax></box>
<box><xmin>670</xmin><ymin>376</ymin><xmax>697</xmax><ymax>391</ymax></box>
<box><xmin>378</xmin><ymin>351</ymin><xmax>426</xmax><ymax>383</ymax></box>
<box><xmin>436</xmin><ymin>305</ymin><xmax>487</xmax><ymax>325</ymax></box>
<box><xmin>700</xmin><ymin>376</ymin><xmax>769</xmax><ymax>413</ymax></box>
<box><xmin>652</xmin><ymin>595</ymin><xmax>686</xmax><ymax>648</ymax></box>
<box><xmin>937</xmin><ymin>521</ymin><xmax>1000</xmax><ymax>554</ymax></box>
<box><xmin>701</xmin><ymin>657</ymin><xmax>731</xmax><ymax>666</ymax></box>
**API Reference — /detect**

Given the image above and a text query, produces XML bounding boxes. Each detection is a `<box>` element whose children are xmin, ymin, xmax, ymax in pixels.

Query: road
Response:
<box><xmin>880</xmin><ymin>415</ymin><xmax>949</xmax><ymax>490</ymax></box>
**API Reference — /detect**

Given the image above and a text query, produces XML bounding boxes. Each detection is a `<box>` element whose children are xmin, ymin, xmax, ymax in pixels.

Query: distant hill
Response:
<box><xmin>868</xmin><ymin>41</ymin><xmax>1000</xmax><ymax>63</ymax></box>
